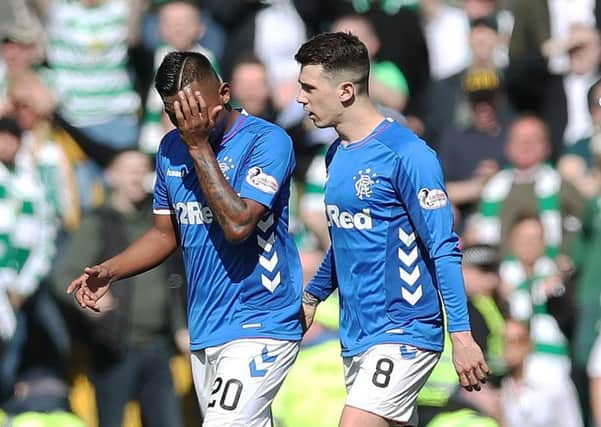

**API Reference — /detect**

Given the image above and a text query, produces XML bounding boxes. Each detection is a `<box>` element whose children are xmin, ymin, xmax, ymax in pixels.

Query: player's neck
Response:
<box><xmin>211</xmin><ymin>107</ymin><xmax>241</xmax><ymax>145</ymax></box>
<box><xmin>222</xmin><ymin>108</ymin><xmax>241</xmax><ymax>134</ymax></box>
<box><xmin>336</xmin><ymin>100</ymin><xmax>385</xmax><ymax>146</ymax></box>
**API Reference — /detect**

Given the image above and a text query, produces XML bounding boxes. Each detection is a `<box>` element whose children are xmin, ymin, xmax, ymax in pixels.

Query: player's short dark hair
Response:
<box><xmin>294</xmin><ymin>32</ymin><xmax>370</xmax><ymax>95</ymax></box>
<box><xmin>155</xmin><ymin>51</ymin><xmax>219</xmax><ymax>98</ymax></box>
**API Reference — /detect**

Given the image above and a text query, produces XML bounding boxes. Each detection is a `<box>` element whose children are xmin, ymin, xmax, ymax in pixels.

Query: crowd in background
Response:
<box><xmin>1</xmin><ymin>0</ymin><xmax>601</xmax><ymax>426</ymax></box>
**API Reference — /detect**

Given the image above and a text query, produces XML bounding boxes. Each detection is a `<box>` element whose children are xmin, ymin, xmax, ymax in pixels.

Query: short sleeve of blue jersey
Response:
<box><xmin>153</xmin><ymin>136</ymin><xmax>172</xmax><ymax>214</ymax></box>
<box><xmin>393</xmin><ymin>142</ymin><xmax>470</xmax><ymax>332</ymax></box>
<box><xmin>239</xmin><ymin>127</ymin><xmax>295</xmax><ymax>209</ymax></box>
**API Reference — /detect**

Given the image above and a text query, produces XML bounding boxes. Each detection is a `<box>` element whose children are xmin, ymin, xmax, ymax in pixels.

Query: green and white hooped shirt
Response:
<box><xmin>46</xmin><ymin>0</ymin><xmax>140</xmax><ymax>126</ymax></box>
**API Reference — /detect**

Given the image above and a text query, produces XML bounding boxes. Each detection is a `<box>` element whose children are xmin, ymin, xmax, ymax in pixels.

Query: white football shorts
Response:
<box><xmin>191</xmin><ymin>338</ymin><xmax>300</xmax><ymax>427</ymax></box>
<box><xmin>344</xmin><ymin>344</ymin><xmax>440</xmax><ymax>426</ymax></box>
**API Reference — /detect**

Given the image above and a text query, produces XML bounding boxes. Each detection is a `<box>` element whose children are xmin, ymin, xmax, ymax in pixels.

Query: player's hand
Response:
<box><xmin>66</xmin><ymin>265</ymin><xmax>113</xmax><ymax>312</ymax></box>
<box><xmin>450</xmin><ymin>331</ymin><xmax>490</xmax><ymax>392</ymax></box>
<box><xmin>174</xmin><ymin>86</ymin><xmax>222</xmax><ymax>147</ymax></box>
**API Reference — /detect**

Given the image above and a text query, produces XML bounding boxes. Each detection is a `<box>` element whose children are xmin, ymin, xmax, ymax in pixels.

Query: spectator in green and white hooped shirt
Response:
<box><xmin>0</xmin><ymin>116</ymin><xmax>59</xmax><ymax>400</ymax></box>
<box><xmin>139</xmin><ymin>0</ymin><xmax>218</xmax><ymax>155</ymax></box>
<box><xmin>8</xmin><ymin>70</ymin><xmax>81</xmax><ymax>236</ymax></box>
<box><xmin>477</xmin><ymin>115</ymin><xmax>586</xmax><ymax>258</ymax></box>
<box><xmin>0</xmin><ymin>117</ymin><xmax>56</xmax><ymax>337</ymax></box>
<box><xmin>43</xmin><ymin>0</ymin><xmax>142</xmax><ymax>150</ymax></box>
<box><xmin>502</xmin><ymin>213</ymin><xmax>576</xmax><ymax>382</ymax></box>
<box><xmin>40</xmin><ymin>0</ymin><xmax>144</xmax><ymax>210</ymax></box>
<box><xmin>0</xmin><ymin>117</ymin><xmax>23</xmax><ymax>343</ymax></box>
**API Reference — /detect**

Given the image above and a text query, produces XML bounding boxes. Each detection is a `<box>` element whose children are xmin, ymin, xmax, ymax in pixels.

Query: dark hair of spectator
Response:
<box><xmin>155</xmin><ymin>51</ymin><xmax>219</xmax><ymax>98</ymax></box>
<box><xmin>294</xmin><ymin>32</ymin><xmax>370</xmax><ymax>95</ymax></box>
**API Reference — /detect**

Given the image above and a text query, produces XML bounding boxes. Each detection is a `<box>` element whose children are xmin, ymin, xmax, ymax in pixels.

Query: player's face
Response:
<box><xmin>297</xmin><ymin>64</ymin><xmax>343</xmax><ymax>128</ymax></box>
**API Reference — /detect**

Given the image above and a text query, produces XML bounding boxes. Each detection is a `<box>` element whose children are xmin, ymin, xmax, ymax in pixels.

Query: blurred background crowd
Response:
<box><xmin>1</xmin><ymin>0</ymin><xmax>601</xmax><ymax>426</ymax></box>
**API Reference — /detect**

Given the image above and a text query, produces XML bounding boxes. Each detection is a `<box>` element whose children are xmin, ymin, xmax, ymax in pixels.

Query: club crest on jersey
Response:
<box><xmin>353</xmin><ymin>168</ymin><xmax>379</xmax><ymax>200</ymax></box>
<box><xmin>246</xmin><ymin>167</ymin><xmax>279</xmax><ymax>194</ymax></box>
<box><xmin>418</xmin><ymin>188</ymin><xmax>448</xmax><ymax>209</ymax></box>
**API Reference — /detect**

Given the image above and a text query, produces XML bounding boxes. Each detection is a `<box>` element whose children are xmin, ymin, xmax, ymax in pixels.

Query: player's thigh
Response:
<box><xmin>339</xmin><ymin>405</ymin><xmax>391</xmax><ymax>427</ymax></box>
<box><xmin>202</xmin><ymin>338</ymin><xmax>299</xmax><ymax>427</ymax></box>
<box><xmin>191</xmin><ymin>349</ymin><xmax>216</xmax><ymax>417</ymax></box>
<box><xmin>344</xmin><ymin>344</ymin><xmax>440</xmax><ymax>427</ymax></box>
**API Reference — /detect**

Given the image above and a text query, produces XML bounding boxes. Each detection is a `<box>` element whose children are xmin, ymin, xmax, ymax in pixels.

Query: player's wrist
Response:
<box><xmin>450</xmin><ymin>330</ymin><xmax>473</xmax><ymax>344</ymax></box>
<box><xmin>99</xmin><ymin>261</ymin><xmax>118</xmax><ymax>283</ymax></box>
<box><xmin>186</xmin><ymin>138</ymin><xmax>212</xmax><ymax>153</ymax></box>
<box><xmin>302</xmin><ymin>290</ymin><xmax>321</xmax><ymax>307</ymax></box>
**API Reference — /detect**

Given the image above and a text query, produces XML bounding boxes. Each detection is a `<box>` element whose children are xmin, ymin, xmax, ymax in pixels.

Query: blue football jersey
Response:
<box><xmin>306</xmin><ymin>118</ymin><xmax>470</xmax><ymax>357</ymax></box>
<box><xmin>153</xmin><ymin>111</ymin><xmax>303</xmax><ymax>350</ymax></box>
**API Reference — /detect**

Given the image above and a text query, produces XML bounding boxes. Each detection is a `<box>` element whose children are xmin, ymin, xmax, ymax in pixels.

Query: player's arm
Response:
<box><xmin>67</xmin><ymin>213</ymin><xmax>179</xmax><ymax>310</ymax></box>
<box><xmin>97</xmin><ymin>214</ymin><xmax>179</xmax><ymax>281</ymax></box>
<box><xmin>175</xmin><ymin>88</ymin><xmax>266</xmax><ymax>243</ymax></box>
<box><xmin>394</xmin><ymin>143</ymin><xmax>489</xmax><ymax>391</ymax></box>
<box><xmin>303</xmin><ymin>247</ymin><xmax>338</xmax><ymax>331</ymax></box>
<box><xmin>189</xmin><ymin>143</ymin><xmax>265</xmax><ymax>243</ymax></box>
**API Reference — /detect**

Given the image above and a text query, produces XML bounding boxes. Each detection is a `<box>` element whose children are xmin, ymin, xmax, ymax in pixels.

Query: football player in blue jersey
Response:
<box><xmin>295</xmin><ymin>33</ymin><xmax>490</xmax><ymax>427</ymax></box>
<box><xmin>67</xmin><ymin>51</ymin><xmax>303</xmax><ymax>426</ymax></box>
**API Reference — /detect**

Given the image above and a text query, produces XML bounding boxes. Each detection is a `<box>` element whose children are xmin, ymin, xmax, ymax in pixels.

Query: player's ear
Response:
<box><xmin>338</xmin><ymin>81</ymin><xmax>355</xmax><ymax>103</ymax></box>
<box><xmin>218</xmin><ymin>82</ymin><xmax>231</xmax><ymax>107</ymax></box>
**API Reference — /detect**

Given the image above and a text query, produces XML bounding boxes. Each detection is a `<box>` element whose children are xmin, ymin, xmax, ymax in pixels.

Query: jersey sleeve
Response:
<box><xmin>305</xmin><ymin>247</ymin><xmax>338</xmax><ymax>301</ymax></box>
<box><xmin>153</xmin><ymin>138</ymin><xmax>172</xmax><ymax>215</ymax></box>
<box><xmin>239</xmin><ymin>127</ymin><xmax>295</xmax><ymax>209</ymax></box>
<box><xmin>393</xmin><ymin>143</ymin><xmax>470</xmax><ymax>332</ymax></box>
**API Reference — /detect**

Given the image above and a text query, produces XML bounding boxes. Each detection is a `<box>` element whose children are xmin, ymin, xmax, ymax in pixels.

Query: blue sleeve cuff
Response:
<box><xmin>447</xmin><ymin>323</ymin><xmax>472</xmax><ymax>333</ymax></box>
<box><xmin>304</xmin><ymin>283</ymin><xmax>331</xmax><ymax>302</ymax></box>
<box><xmin>240</xmin><ymin>188</ymin><xmax>276</xmax><ymax>209</ymax></box>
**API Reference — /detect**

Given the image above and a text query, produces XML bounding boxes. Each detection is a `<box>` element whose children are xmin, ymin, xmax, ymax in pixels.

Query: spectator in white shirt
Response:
<box><xmin>501</xmin><ymin>318</ymin><xmax>583</xmax><ymax>427</ymax></box>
